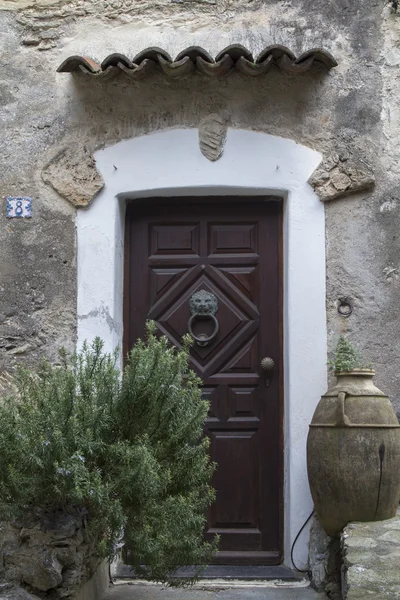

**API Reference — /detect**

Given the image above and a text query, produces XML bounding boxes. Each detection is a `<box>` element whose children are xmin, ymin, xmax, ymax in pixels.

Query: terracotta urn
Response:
<box><xmin>307</xmin><ymin>369</ymin><xmax>400</xmax><ymax>536</ymax></box>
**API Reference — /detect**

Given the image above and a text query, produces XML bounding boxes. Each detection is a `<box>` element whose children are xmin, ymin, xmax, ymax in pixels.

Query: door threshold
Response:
<box><xmin>113</xmin><ymin>564</ymin><xmax>305</xmax><ymax>582</ymax></box>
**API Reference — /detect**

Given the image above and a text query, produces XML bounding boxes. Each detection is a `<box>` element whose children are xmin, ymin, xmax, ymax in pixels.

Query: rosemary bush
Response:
<box><xmin>0</xmin><ymin>322</ymin><xmax>217</xmax><ymax>583</ymax></box>
<box><xmin>329</xmin><ymin>335</ymin><xmax>371</xmax><ymax>373</ymax></box>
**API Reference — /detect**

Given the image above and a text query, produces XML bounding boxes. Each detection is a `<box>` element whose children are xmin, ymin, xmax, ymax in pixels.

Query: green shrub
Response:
<box><xmin>328</xmin><ymin>335</ymin><xmax>372</xmax><ymax>373</ymax></box>
<box><xmin>0</xmin><ymin>322</ymin><xmax>217</xmax><ymax>584</ymax></box>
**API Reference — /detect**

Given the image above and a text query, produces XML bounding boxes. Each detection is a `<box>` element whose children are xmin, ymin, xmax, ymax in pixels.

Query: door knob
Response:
<box><xmin>261</xmin><ymin>357</ymin><xmax>275</xmax><ymax>388</ymax></box>
<box><xmin>261</xmin><ymin>357</ymin><xmax>275</xmax><ymax>372</ymax></box>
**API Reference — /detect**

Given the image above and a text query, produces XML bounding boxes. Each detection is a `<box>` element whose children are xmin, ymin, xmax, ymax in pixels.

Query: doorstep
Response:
<box><xmin>113</xmin><ymin>564</ymin><xmax>306</xmax><ymax>586</ymax></box>
<box><xmin>104</xmin><ymin>581</ymin><xmax>326</xmax><ymax>600</ymax></box>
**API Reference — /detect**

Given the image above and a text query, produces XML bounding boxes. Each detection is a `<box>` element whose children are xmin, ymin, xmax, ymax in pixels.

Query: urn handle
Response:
<box><xmin>335</xmin><ymin>391</ymin><xmax>351</xmax><ymax>427</ymax></box>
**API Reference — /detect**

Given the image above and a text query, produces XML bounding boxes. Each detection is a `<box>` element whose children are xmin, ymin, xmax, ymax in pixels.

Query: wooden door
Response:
<box><xmin>124</xmin><ymin>198</ymin><xmax>283</xmax><ymax>565</ymax></box>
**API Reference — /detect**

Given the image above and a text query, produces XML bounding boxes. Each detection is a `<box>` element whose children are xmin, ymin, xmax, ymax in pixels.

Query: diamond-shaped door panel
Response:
<box><xmin>149</xmin><ymin>265</ymin><xmax>259</xmax><ymax>377</ymax></box>
<box><xmin>161</xmin><ymin>279</ymin><xmax>243</xmax><ymax>362</ymax></box>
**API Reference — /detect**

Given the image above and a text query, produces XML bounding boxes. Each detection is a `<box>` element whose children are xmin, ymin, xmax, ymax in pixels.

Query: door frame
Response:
<box><xmin>76</xmin><ymin>128</ymin><xmax>327</xmax><ymax>568</ymax></box>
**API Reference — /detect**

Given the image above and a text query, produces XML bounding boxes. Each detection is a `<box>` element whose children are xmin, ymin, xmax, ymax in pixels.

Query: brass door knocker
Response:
<box><xmin>188</xmin><ymin>290</ymin><xmax>219</xmax><ymax>347</ymax></box>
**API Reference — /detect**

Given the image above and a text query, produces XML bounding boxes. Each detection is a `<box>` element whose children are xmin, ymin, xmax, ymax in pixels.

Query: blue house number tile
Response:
<box><xmin>6</xmin><ymin>197</ymin><xmax>32</xmax><ymax>218</ymax></box>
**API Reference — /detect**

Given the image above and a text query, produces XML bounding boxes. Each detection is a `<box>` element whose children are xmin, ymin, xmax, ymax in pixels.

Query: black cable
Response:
<box><xmin>290</xmin><ymin>509</ymin><xmax>315</xmax><ymax>573</ymax></box>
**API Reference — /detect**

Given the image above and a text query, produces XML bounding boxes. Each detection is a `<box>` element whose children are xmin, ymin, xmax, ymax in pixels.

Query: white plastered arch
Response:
<box><xmin>76</xmin><ymin>128</ymin><xmax>327</xmax><ymax>568</ymax></box>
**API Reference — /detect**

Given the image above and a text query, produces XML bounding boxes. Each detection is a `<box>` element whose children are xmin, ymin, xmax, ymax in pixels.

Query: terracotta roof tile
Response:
<box><xmin>57</xmin><ymin>44</ymin><xmax>337</xmax><ymax>79</ymax></box>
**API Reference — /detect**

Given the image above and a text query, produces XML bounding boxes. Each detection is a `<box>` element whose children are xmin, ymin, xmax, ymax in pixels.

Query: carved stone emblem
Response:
<box><xmin>189</xmin><ymin>290</ymin><xmax>218</xmax><ymax>316</ymax></box>
<box><xmin>42</xmin><ymin>146</ymin><xmax>104</xmax><ymax>208</ymax></box>
<box><xmin>309</xmin><ymin>153</ymin><xmax>375</xmax><ymax>202</ymax></box>
<box><xmin>198</xmin><ymin>114</ymin><xmax>227</xmax><ymax>162</ymax></box>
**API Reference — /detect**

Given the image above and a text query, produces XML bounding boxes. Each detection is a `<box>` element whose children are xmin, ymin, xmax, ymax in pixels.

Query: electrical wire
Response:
<box><xmin>109</xmin><ymin>560</ymin><xmax>114</xmax><ymax>584</ymax></box>
<box><xmin>290</xmin><ymin>509</ymin><xmax>315</xmax><ymax>573</ymax></box>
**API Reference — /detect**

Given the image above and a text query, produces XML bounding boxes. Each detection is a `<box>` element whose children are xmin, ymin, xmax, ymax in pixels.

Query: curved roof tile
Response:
<box><xmin>57</xmin><ymin>45</ymin><xmax>337</xmax><ymax>78</ymax></box>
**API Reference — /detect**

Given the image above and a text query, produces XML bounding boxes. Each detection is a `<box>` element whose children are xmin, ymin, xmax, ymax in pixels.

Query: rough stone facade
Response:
<box><xmin>342</xmin><ymin>509</ymin><xmax>400</xmax><ymax>599</ymax></box>
<box><xmin>0</xmin><ymin>511</ymin><xmax>99</xmax><ymax>599</ymax></box>
<box><xmin>308</xmin><ymin>516</ymin><xmax>342</xmax><ymax>600</ymax></box>
<box><xmin>0</xmin><ymin>583</ymin><xmax>41</xmax><ymax>600</ymax></box>
<box><xmin>309</xmin><ymin>510</ymin><xmax>400</xmax><ymax>599</ymax></box>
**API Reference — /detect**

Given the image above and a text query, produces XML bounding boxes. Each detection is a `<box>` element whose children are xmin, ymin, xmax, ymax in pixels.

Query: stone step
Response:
<box><xmin>104</xmin><ymin>582</ymin><xmax>327</xmax><ymax>600</ymax></box>
<box><xmin>113</xmin><ymin>564</ymin><xmax>305</xmax><ymax>581</ymax></box>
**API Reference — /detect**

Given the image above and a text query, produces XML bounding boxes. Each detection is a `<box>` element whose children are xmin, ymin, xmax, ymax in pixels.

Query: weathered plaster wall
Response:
<box><xmin>0</xmin><ymin>1</ymin><xmax>399</xmax><ymax>397</ymax></box>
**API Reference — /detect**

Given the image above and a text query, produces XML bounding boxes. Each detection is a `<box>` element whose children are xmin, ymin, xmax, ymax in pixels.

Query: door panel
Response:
<box><xmin>124</xmin><ymin>198</ymin><xmax>283</xmax><ymax>565</ymax></box>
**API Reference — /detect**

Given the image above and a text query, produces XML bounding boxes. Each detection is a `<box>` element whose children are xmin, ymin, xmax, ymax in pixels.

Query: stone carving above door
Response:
<box><xmin>42</xmin><ymin>135</ymin><xmax>374</xmax><ymax>209</ymax></box>
<box><xmin>42</xmin><ymin>146</ymin><xmax>104</xmax><ymax>208</ymax></box>
<box><xmin>198</xmin><ymin>114</ymin><xmax>227</xmax><ymax>162</ymax></box>
<box><xmin>309</xmin><ymin>152</ymin><xmax>375</xmax><ymax>202</ymax></box>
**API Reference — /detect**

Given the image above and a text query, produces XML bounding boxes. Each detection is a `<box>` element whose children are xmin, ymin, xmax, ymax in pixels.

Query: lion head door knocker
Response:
<box><xmin>188</xmin><ymin>290</ymin><xmax>219</xmax><ymax>347</ymax></box>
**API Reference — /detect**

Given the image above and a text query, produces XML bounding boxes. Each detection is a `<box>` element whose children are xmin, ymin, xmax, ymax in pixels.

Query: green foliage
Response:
<box><xmin>0</xmin><ymin>339</ymin><xmax>123</xmax><ymax>554</ymax></box>
<box><xmin>0</xmin><ymin>323</ymin><xmax>217</xmax><ymax>584</ymax></box>
<box><xmin>328</xmin><ymin>335</ymin><xmax>372</xmax><ymax>373</ymax></box>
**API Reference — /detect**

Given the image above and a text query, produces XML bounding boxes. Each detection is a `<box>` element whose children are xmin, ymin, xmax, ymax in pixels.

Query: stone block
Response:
<box><xmin>342</xmin><ymin>509</ymin><xmax>400</xmax><ymax>599</ymax></box>
<box><xmin>42</xmin><ymin>147</ymin><xmax>104</xmax><ymax>208</ymax></box>
<box><xmin>0</xmin><ymin>583</ymin><xmax>42</xmax><ymax>599</ymax></box>
<box><xmin>308</xmin><ymin>514</ymin><xmax>342</xmax><ymax>599</ymax></box>
<box><xmin>309</xmin><ymin>153</ymin><xmax>375</xmax><ymax>202</ymax></box>
<box><xmin>0</xmin><ymin>511</ymin><xmax>99</xmax><ymax>599</ymax></box>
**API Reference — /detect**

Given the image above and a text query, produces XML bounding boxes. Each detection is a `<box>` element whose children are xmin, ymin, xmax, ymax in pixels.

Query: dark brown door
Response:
<box><xmin>124</xmin><ymin>197</ymin><xmax>283</xmax><ymax>565</ymax></box>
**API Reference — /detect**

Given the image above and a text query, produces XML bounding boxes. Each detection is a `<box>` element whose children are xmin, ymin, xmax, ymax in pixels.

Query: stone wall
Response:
<box><xmin>309</xmin><ymin>509</ymin><xmax>400</xmax><ymax>600</ymax></box>
<box><xmin>342</xmin><ymin>509</ymin><xmax>400</xmax><ymax>599</ymax></box>
<box><xmin>0</xmin><ymin>583</ymin><xmax>41</xmax><ymax>599</ymax></box>
<box><xmin>308</xmin><ymin>515</ymin><xmax>342</xmax><ymax>600</ymax></box>
<box><xmin>0</xmin><ymin>511</ymin><xmax>101</xmax><ymax>599</ymax></box>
